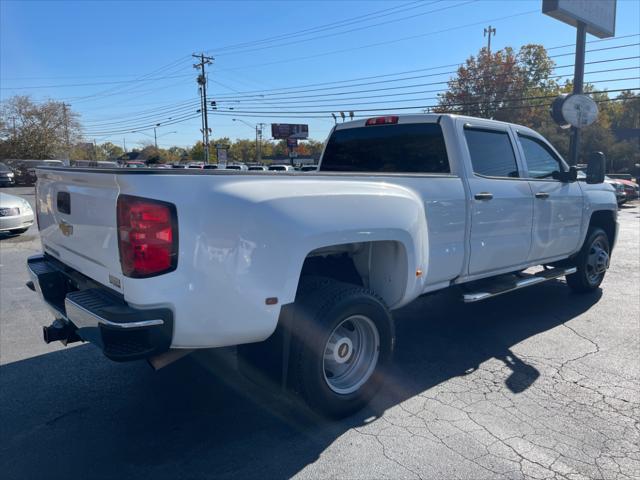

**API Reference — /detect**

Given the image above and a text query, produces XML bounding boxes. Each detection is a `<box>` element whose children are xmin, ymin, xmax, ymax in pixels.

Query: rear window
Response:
<box><xmin>0</xmin><ymin>163</ymin><xmax>10</xmax><ymax>171</ymax></box>
<box><xmin>464</xmin><ymin>128</ymin><xmax>519</xmax><ymax>178</ymax></box>
<box><xmin>320</xmin><ymin>123</ymin><xmax>449</xmax><ymax>173</ymax></box>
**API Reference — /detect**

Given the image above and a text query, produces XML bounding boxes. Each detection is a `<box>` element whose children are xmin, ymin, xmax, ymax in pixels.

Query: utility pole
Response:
<box><xmin>256</xmin><ymin>123</ymin><xmax>266</xmax><ymax>163</ymax></box>
<box><xmin>193</xmin><ymin>53</ymin><xmax>214</xmax><ymax>163</ymax></box>
<box><xmin>484</xmin><ymin>25</ymin><xmax>496</xmax><ymax>54</ymax></box>
<box><xmin>61</xmin><ymin>102</ymin><xmax>71</xmax><ymax>161</ymax></box>
<box><xmin>123</xmin><ymin>138</ymin><xmax>127</xmax><ymax>154</ymax></box>
<box><xmin>568</xmin><ymin>22</ymin><xmax>587</xmax><ymax>166</ymax></box>
<box><xmin>154</xmin><ymin>126</ymin><xmax>158</xmax><ymax>149</ymax></box>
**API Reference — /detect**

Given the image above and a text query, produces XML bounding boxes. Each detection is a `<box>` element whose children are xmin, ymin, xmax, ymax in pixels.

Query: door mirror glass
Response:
<box><xmin>586</xmin><ymin>152</ymin><xmax>606</xmax><ymax>184</ymax></box>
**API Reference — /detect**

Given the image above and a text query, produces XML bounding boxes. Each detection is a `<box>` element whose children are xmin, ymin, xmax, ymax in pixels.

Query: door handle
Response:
<box><xmin>474</xmin><ymin>192</ymin><xmax>493</xmax><ymax>201</ymax></box>
<box><xmin>535</xmin><ymin>192</ymin><xmax>550</xmax><ymax>199</ymax></box>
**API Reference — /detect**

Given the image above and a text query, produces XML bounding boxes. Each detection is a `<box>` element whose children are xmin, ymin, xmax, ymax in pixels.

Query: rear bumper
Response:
<box><xmin>27</xmin><ymin>254</ymin><xmax>173</xmax><ymax>361</ymax></box>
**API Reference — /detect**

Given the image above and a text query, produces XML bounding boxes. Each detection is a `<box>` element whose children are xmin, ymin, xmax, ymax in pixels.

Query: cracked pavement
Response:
<box><xmin>1</xmin><ymin>188</ymin><xmax>638</xmax><ymax>480</ymax></box>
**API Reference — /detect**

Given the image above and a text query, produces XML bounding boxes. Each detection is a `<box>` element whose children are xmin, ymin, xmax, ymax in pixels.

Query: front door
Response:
<box><xmin>462</xmin><ymin>123</ymin><xmax>534</xmax><ymax>276</ymax></box>
<box><xmin>515</xmin><ymin>133</ymin><xmax>583</xmax><ymax>261</ymax></box>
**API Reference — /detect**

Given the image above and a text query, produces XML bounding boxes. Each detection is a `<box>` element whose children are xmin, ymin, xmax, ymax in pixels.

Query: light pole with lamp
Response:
<box><xmin>232</xmin><ymin>118</ymin><xmax>267</xmax><ymax>163</ymax></box>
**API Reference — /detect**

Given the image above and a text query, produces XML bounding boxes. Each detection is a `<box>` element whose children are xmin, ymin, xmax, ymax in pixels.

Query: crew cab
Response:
<box><xmin>28</xmin><ymin>114</ymin><xmax>617</xmax><ymax>417</ymax></box>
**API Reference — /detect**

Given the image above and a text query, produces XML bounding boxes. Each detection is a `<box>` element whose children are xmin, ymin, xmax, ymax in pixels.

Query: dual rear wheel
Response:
<box><xmin>288</xmin><ymin>278</ymin><xmax>394</xmax><ymax>418</ymax></box>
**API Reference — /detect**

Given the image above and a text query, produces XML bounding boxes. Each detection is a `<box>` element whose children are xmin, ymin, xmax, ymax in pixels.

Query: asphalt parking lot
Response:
<box><xmin>1</xmin><ymin>186</ymin><xmax>639</xmax><ymax>480</ymax></box>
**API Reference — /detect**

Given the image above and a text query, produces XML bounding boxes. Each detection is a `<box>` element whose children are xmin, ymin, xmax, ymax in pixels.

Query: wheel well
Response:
<box><xmin>299</xmin><ymin>241</ymin><xmax>408</xmax><ymax>307</ymax></box>
<box><xmin>589</xmin><ymin>210</ymin><xmax>616</xmax><ymax>246</ymax></box>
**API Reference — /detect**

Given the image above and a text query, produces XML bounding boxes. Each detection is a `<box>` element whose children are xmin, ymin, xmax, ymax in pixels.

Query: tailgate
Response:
<box><xmin>36</xmin><ymin>168</ymin><xmax>124</xmax><ymax>292</ymax></box>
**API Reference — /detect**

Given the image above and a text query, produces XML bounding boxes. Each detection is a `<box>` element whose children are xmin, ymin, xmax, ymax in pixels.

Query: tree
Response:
<box><xmin>436</xmin><ymin>45</ymin><xmax>639</xmax><ymax>171</ymax></box>
<box><xmin>190</xmin><ymin>141</ymin><xmax>205</xmax><ymax>161</ymax></box>
<box><xmin>98</xmin><ymin>142</ymin><xmax>124</xmax><ymax>160</ymax></box>
<box><xmin>0</xmin><ymin>95</ymin><xmax>81</xmax><ymax>160</ymax></box>
<box><xmin>435</xmin><ymin>45</ymin><xmax>557</xmax><ymax>124</ymax></box>
<box><xmin>229</xmin><ymin>138</ymin><xmax>256</xmax><ymax>162</ymax></box>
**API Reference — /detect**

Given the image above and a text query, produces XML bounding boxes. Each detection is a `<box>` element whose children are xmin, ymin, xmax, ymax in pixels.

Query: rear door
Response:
<box><xmin>460</xmin><ymin>120</ymin><xmax>534</xmax><ymax>276</ymax></box>
<box><xmin>514</xmin><ymin>132</ymin><xmax>583</xmax><ymax>261</ymax></box>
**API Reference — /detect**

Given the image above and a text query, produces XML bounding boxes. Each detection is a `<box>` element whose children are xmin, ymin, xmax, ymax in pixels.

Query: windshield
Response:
<box><xmin>0</xmin><ymin>162</ymin><xmax>10</xmax><ymax>171</ymax></box>
<box><xmin>321</xmin><ymin>123</ymin><xmax>450</xmax><ymax>173</ymax></box>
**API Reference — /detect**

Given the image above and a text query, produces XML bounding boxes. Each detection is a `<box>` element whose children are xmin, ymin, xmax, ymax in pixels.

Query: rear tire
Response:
<box><xmin>566</xmin><ymin>227</ymin><xmax>610</xmax><ymax>293</ymax></box>
<box><xmin>289</xmin><ymin>278</ymin><xmax>394</xmax><ymax>418</ymax></box>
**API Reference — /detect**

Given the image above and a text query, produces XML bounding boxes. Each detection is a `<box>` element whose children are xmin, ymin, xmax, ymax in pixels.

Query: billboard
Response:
<box><xmin>542</xmin><ymin>0</ymin><xmax>616</xmax><ymax>38</ymax></box>
<box><xmin>271</xmin><ymin>124</ymin><xmax>309</xmax><ymax>140</ymax></box>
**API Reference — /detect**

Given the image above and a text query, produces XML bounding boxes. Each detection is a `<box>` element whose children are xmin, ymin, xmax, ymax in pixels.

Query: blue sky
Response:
<box><xmin>1</xmin><ymin>0</ymin><xmax>639</xmax><ymax>149</ymax></box>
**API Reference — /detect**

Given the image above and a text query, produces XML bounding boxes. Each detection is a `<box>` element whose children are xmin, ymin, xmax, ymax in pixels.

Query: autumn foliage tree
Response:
<box><xmin>435</xmin><ymin>45</ymin><xmax>558</xmax><ymax>123</ymax></box>
<box><xmin>436</xmin><ymin>45</ymin><xmax>639</xmax><ymax>170</ymax></box>
<box><xmin>0</xmin><ymin>95</ymin><xmax>81</xmax><ymax>160</ymax></box>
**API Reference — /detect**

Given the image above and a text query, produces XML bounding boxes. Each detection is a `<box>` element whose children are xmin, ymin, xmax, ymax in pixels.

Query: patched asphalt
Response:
<box><xmin>1</xmin><ymin>187</ymin><xmax>638</xmax><ymax>480</ymax></box>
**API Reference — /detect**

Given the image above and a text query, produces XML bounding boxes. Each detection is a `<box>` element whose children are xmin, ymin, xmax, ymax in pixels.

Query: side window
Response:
<box><xmin>518</xmin><ymin>135</ymin><xmax>563</xmax><ymax>179</ymax></box>
<box><xmin>464</xmin><ymin>128</ymin><xmax>519</xmax><ymax>178</ymax></box>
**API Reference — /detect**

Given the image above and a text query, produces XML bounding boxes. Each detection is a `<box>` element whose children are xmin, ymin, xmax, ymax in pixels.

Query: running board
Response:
<box><xmin>463</xmin><ymin>267</ymin><xmax>577</xmax><ymax>303</ymax></box>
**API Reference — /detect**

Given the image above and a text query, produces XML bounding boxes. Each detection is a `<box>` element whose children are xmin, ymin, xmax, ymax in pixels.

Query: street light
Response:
<box><xmin>131</xmin><ymin>129</ymin><xmax>177</xmax><ymax>148</ymax></box>
<box><xmin>232</xmin><ymin>119</ymin><xmax>267</xmax><ymax>163</ymax></box>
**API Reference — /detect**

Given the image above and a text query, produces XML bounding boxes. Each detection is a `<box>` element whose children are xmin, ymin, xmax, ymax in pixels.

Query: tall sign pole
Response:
<box><xmin>568</xmin><ymin>21</ymin><xmax>586</xmax><ymax>166</ymax></box>
<box><xmin>543</xmin><ymin>0</ymin><xmax>617</xmax><ymax>166</ymax></box>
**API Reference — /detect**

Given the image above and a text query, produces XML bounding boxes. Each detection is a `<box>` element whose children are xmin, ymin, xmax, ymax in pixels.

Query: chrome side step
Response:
<box><xmin>463</xmin><ymin>267</ymin><xmax>577</xmax><ymax>303</ymax></box>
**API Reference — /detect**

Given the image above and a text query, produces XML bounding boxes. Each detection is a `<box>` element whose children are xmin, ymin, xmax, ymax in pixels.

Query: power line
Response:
<box><xmin>205</xmin><ymin>0</ymin><xmax>434</xmax><ymax>54</ymax></box>
<box><xmin>211</xmin><ymin>56</ymin><xmax>640</xmax><ymax>104</ymax></box>
<box><xmin>210</xmin><ymin>1</ymin><xmax>476</xmax><ymax>58</ymax></box>
<box><xmin>0</xmin><ymin>73</ymin><xmax>193</xmax><ymax>90</ymax></box>
<box><xmin>214</xmin><ymin>9</ymin><xmax>539</xmax><ymax>73</ymax></box>
<box><xmin>205</xmin><ymin>87</ymin><xmax>640</xmax><ymax>116</ymax></box>
<box><xmin>210</xmin><ymin>44</ymin><xmax>640</xmax><ymax>100</ymax></box>
<box><xmin>212</xmin><ymin>70</ymin><xmax>640</xmax><ymax>109</ymax></box>
<box><xmin>79</xmin><ymin>56</ymin><xmax>639</xmax><ymax>133</ymax></box>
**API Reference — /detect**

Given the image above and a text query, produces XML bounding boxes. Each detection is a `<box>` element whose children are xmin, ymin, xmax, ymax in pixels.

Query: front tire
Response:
<box><xmin>566</xmin><ymin>227</ymin><xmax>610</xmax><ymax>293</ymax></box>
<box><xmin>9</xmin><ymin>227</ymin><xmax>29</xmax><ymax>235</ymax></box>
<box><xmin>289</xmin><ymin>278</ymin><xmax>394</xmax><ymax>418</ymax></box>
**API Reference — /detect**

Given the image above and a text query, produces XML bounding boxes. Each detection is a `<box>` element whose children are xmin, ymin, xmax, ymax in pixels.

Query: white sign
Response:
<box><xmin>543</xmin><ymin>0</ymin><xmax>616</xmax><ymax>38</ymax></box>
<box><xmin>562</xmin><ymin>94</ymin><xmax>598</xmax><ymax>128</ymax></box>
<box><xmin>216</xmin><ymin>148</ymin><xmax>228</xmax><ymax>167</ymax></box>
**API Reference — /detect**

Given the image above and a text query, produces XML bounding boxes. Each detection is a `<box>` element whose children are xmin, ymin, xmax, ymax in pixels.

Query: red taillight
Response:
<box><xmin>365</xmin><ymin>115</ymin><xmax>399</xmax><ymax>126</ymax></box>
<box><xmin>117</xmin><ymin>195</ymin><xmax>178</xmax><ymax>278</ymax></box>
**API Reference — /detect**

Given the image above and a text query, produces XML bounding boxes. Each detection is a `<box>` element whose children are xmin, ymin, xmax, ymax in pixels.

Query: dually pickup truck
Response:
<box><xmin>29</xmin><ymin>114</ymin><xmax>617</xmax><ymax>417</ymax></box>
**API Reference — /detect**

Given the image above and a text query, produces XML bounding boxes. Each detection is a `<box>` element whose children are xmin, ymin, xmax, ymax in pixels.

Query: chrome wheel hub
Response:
<box><xmin>323</xmin><ymin>315</ymin><xmax>380</xmax><ymax>395</ymax></box>
<box><xmin>586</xmin><ymin>239</ymin><xmax>610</xmax><ymax>284</ymax></box>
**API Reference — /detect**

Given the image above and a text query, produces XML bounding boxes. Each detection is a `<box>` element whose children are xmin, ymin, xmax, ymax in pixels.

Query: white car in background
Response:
<box><xmin>268</xmin><ymin>164</ymin><xmax>295</xmax><ymax>172</ymax></box>
<box><xmin>0</xmin><ymin>192</ymin><xmax>34</xmax><ymax>235</ymax></box>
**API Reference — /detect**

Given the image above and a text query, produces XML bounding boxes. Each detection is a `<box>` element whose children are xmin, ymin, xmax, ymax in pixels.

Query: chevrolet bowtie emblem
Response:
<box><xmin>59</xmin><ymin>220</ymin><xmax>73</xmax><ymax>237</ymax></box>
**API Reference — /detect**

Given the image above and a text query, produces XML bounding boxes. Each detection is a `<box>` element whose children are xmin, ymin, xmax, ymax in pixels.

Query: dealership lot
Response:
<box><xmin>1</xmin><ymin>187</ymin><xmax>638</xmax><ymax>480</ymax></box>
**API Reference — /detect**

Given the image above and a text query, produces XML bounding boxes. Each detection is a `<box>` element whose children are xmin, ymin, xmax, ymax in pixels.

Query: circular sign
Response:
<box><xmin>550</xmin><ymin>94</ymin><xmax>598</xmax><ymax>129</ymax></box>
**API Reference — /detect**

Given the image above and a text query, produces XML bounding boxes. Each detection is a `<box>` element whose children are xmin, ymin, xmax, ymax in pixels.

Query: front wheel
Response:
<box><xmin>566</xmin><ymin>227</ymin><xmax>610</xmax><ymax>293</ymax></box>
<box><xmin>289</xmin><ymin>279</ymin><xmax>394</xmax><ymax>418</ymax></box>
<box><xmin>9</xmin><ymin>227</ymin><xmax>29</xmax><ymax>235</ymax></box>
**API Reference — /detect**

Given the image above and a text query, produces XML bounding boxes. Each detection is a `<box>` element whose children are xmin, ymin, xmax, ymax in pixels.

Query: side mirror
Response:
<box><xmin>552</xmin><ymin>165</ymin><xmax>578</xmax><ymax>182</ymax></box>
<box><xmin>586</xmin><ymin>151</ymin><xmax>606</xmax><ymax>184</ymax></box>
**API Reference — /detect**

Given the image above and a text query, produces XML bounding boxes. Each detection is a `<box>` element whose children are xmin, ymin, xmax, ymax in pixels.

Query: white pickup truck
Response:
<box><xmin>28</xmin><ymin>114</ymin><xmax>617</xmax><ymax>417</ymax></box>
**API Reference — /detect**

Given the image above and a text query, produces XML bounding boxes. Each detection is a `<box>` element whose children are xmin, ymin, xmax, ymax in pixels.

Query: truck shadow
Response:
<box><xmin>0</xmin><ymin>281</ymin><xmax>601</xmax><ymax>479</ymax></box>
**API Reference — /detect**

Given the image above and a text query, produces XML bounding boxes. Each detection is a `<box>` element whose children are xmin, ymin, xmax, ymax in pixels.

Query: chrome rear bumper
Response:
<box><xmin>27</xmin><ymin>254</ymin><xmax>173</xmax><ymax>361</ymax></box>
